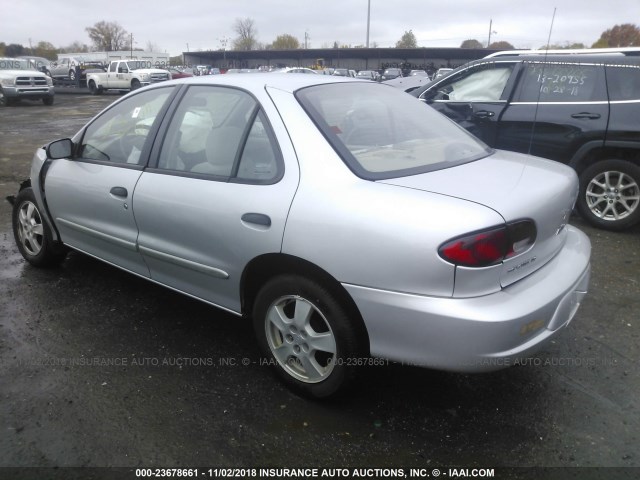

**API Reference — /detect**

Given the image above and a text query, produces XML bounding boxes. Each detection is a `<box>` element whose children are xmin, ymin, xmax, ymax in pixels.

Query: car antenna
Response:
<box><xmin>528</xmin><ymin>7</ymin><xmax>557</xmax><ymax>156</ymax></box>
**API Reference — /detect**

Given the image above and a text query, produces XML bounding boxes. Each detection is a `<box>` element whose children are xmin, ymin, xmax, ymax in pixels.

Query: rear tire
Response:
<box><xmin>252</xmin><ymin>275</ymin><xmax>365</xmax><ymax>399</ymax></box>
<box><xmin>577</xmin><ymin>159</ymin><xmax>640</xmax><ymax>231</ymax></box>
<box><xmin>12</xmin><ymin>188</ymin><xmax>67</xmax><ymax>267</ymax></box>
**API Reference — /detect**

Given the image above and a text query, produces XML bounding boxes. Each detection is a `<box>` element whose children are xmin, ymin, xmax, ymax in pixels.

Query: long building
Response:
<box><xmin>183</xmin><ymin>47</ymin><xmax>501</xmax><ymax>75</ymax></box>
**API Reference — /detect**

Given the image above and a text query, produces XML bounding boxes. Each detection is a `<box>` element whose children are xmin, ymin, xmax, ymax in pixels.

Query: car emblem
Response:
<box><xmin>30</xmin><ymin>78</ymin><xmax>35</xmax><ymax>86</ymax></box>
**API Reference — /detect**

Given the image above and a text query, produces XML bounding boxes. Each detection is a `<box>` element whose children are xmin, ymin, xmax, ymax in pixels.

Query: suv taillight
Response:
<box><xmin>439</xmin><ymin>220</ymin><xmax>536</xmax><ymax>267</ymax></box>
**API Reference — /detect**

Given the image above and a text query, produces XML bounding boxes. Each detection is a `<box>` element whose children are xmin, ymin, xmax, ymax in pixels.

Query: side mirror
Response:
<box><xmin>46</xmin><ymin>138</ymin><xmax>73</xmax><ymax>159</ymax></box>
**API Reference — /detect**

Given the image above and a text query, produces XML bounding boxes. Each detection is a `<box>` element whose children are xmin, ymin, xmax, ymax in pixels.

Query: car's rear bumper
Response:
<box><xmin>344</xmin><ymin>225</ymin><xmax>591</xmax><ymax>372</ymax></box>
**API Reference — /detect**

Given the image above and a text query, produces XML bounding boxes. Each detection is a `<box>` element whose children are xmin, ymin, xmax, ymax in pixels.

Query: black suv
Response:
<box><xmin>411</xmin><ymin>49</ymin><xmax>640</xmax><ymax>231</ymax></box>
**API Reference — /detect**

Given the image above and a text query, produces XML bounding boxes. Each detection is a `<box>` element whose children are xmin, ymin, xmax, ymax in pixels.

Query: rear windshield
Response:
<box><xmin>296</xmin><ymin>82</ymin><xmax>491</xmax><ymax>180</ymax></box>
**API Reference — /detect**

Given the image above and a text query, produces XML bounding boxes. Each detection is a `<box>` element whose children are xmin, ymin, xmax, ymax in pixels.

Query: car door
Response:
<box><xmin>419</xmin><ymin>60</ymin><xmax>519</xmax><ymax>146</ymax></box>
<box><xmin>107</xmin><ymin>62</ymin><xmax>127</xmax><ymax>88</ymax></box>
<box><xmin>132</xmin><ymin>85</ymin><xmax>299</xmax><ymax>313</ymax></box>
<box><xmin>496</xmin><ymin>61</ymin><xmax>609</xmax><ymax>163</ymax></box>
<box><xmin>44</xmin><ymin>86</ymin><xmax>176</xmax><ymax>276</ymax></box>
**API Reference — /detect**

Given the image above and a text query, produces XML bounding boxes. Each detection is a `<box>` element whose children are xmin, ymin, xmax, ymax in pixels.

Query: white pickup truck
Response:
<box><xmin>86</xmin><ymin>60</ymin><xmax>171</xmax><ymax>94</ymax></box>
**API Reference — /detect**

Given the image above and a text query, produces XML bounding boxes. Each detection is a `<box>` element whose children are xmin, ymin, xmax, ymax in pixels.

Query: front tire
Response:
<box><xmin>577</xmin><ymin>159</ymin><xmax>640</xmax><ymax>231</ymax></box>
<box><xmin>131</xmin><ymin>79</ymin><xmax>141</xmax><ymax>90</ymax></box>
<box><xmin>12</xmin><ymin>188</ymin><xmax>67</xmax><ymax>267</ymax></box>
<box><xmin>43</xmin><ymin>97</ymin><xmax>54</xmax><ymax>106</ymax></box>
<box><xmin>252</xmin><ymin>275</ymin><xmax>365</xmax><ymax>399</ymax></box>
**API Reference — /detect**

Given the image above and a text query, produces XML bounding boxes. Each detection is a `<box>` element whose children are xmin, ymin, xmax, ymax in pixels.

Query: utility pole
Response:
<box><xmin>487</xmin><ymin>19</ymin><xmax>493</xmax><ymax>47</ymax></box>
<box><xmin>366</xmin><ymin>0</ymin><xmax>371</xmax><ymax>48</ymax></box>
<box><xmin>130</xmin><ymin>33</ymin><xmax>134</xmax><ymax>57</ymax></box>
<box><xmin>305</xmin><ymin>31</ymin><xmax>310</xmax><ymax>49</ymax></box>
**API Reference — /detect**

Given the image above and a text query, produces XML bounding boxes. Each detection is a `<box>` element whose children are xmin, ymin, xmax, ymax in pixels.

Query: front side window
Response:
<box><xmin>297</xmin><ymin>83</ymin><xmax>491</xmax><ymax>180</ymax></box>
<box><xmin>157</xmin><ymin>85</ymin><xmax>280</xmax><ymax>182</ymax></box>
<box><xmin>429</xmin><ymin>62</ymin><xmax>515</xmax><ymax>102</ymax></box>
<box><xmin>517</xmin><ymin>62</ymin><xmax>606</xmax><ymax>102</ymax></box>
<box><xmin>78</xmin><ymin>87</ymin><xmax>174</xmax><ymax>165</ymax></box>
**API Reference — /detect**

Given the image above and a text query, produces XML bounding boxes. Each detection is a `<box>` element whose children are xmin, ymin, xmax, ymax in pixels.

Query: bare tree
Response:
<box><xmin>232</xmin><ymin>18</ymin><xmax>258</xmax><ymax>50</ymax></box>
<box><xmin>60</xmin><ymin>41</ymin><xmax>90</xmax><ymax>53</ymax></box>
<box><xmin>85</xmin><ymin>21</ymin><xmax>129</xmax><ymax>51</ymax></box>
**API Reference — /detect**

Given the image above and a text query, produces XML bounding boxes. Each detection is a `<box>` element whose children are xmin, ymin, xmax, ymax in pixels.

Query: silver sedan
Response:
<box><xmin>10</xmin><ymin>74</ymin><xmax>591</xmax><ymax>398</ymax></box>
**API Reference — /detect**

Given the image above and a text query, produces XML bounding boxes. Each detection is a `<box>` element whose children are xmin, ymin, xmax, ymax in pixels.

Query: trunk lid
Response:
<box><xmin>379</xmin><ymin>150</ymin><xmax>578</xmax><ymax>287</ymax></box>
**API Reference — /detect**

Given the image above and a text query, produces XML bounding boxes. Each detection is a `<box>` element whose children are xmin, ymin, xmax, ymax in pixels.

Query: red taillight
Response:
<box><xmin>439</xmin><ymin>220</ymin><xmax>536</xmax><ymax>268</ymax></box>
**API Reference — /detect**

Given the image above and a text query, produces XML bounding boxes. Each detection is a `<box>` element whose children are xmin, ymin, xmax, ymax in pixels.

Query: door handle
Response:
<box><xmin>110</xmin><ymin>186</ymin><xmax>128</xmax><ymax>198</ymax></box>
<box><xmin>473</xmin><ymin>110</ymin><xmax>495</xmax><ymax>118</ymax></box>
<box><xmin>241</xmin><ymin>213</ymin><xmax>271</xmax><ymax>227</ymax></box>
<box><xmin>571</xmin><ymin>112</ymin><xmax>601</xmax><ymax>120</ymax></box>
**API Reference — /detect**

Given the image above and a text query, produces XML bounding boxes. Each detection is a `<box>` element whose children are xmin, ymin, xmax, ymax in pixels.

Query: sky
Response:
<box><xmin>2</xmin><ymin>0</ymin><xmax>639</xmax><ymax>56</ymax></box>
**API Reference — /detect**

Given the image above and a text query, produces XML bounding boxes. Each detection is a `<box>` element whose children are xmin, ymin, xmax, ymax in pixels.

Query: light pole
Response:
<box><xmin>487</xmin><ymin>19</ymin><xmax>497</xmax><ymax>47</ymax></box>
<box><xmin>366</xmin><ymin>0</ymin><xmax>371</xmax><ymax>48</ymax></box>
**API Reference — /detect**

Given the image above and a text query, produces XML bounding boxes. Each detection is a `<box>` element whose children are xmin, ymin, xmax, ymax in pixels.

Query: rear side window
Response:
<box><xmin>517</xmin><ymin>62</ymin><xmax>606</xmax><ymax>102</ymax></box>
<box><xmin>157</xmin><ymin>85</ymin><xmax>281</xmax><ymax>183</ymax></box>
<box><xmin>606</xmin><ymin>65</ymin><xmax>640</xmax><ymax>101</ymax></box>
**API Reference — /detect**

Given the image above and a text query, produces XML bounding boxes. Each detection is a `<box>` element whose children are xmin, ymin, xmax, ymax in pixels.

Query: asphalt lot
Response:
<box><xmin>0</xmin><ymin>92</ymin><xmax>639</xmax><ymax>479</ymax></box>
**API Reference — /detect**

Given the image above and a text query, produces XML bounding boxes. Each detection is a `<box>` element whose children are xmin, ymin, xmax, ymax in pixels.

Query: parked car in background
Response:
<box><xmin>0</xmin><ymin>57</ymin><xmax>54</xmax><ymax>106</ymax></box>
<box><xmin>273</xmin><ymin>67</ymin><xmax>318</xmax><ymax>74</ymax></box>
<box><xmin>356</xmin><ymin>70</ymin><xmax>378</xmax><ymax>81</ymax></box>
<box><xmin>383</xmin><ymin>73</ymin><xmax>431</xmax><ymax>93</ymax></box>
<box><xmin>412</xmin><ymin>49</ymin><xmax>640</xmax><ymax>230</ymax></box>
<box><xmin>409</xmin><ymin>69</ymin><xmax>430</xmax><ymax>78</ymax></box>
<box><xmin>169</xmin><ymin>67</ymin><xmax>193</xmax><ymax>79</ymax></box>
<box><xmin>9</xmin><ymin>74</ymin><xmax>590</xmax><ymax>398</ymax></box>
<box><xmin>18</xmin><ymin>56</ymin><xmax>51</xmax><ymax>74</ymax></box>
<box><xmin>380</xmin><ymin>67</ymin><xmax>403</xmax><ymax>81</ymax></box>
<box><xmin>331</xmin><ymin>68</ymin><xmax>350</xmax><ymax>77</ymax></box>
<box><xmin>47</xmin><ymin>57</ymin><xmax>105</xmax><ymax>82</ymax></box>
<box><xmin>433</xmin><ymin>67</ymin><xmax>453</xmax><ymax>79</ymax></box>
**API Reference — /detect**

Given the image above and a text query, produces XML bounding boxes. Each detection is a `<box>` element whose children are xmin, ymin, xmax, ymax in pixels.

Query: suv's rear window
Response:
<box><xmin>296</xmin><ymin>82</ymin><xmax>491</xmax><ymax>180</ymax></box>
<box><xmin>606</xmin><ymin>65</ymin><xmax>640</xmax><ymax>101</ymax></box>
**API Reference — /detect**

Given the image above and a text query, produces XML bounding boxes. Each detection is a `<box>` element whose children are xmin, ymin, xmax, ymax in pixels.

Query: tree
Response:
<box><xmin>60</xmin><ymin>41</ymin><xmax>90</xmax><ymax>53</ymax></box>
<box><xmin>396</xmin><ymin>30</ymin><xmax>417</xmax><ymax>48</ymax></box>
<box><xmin>146</xmin><ymin>41</ymin><xmax>161</xmax><ymax>52</ymax></box>
<box><xmin>488</xmin><ymin>41</ymin><xmax>514</xmax><ymax>50</ymax></box>
<box><xmin>271</xmin><ymin>34</ymin><xmax>300</xmax><ymax>50</ymax></box>
<box><xmin>85</xmin><ymin>21</ymin><xmax>129</xmax><ymax>51</ymax></box>
<box><xmin>539</xmin><ymin>42</ymin><xmax>587</xmax><ymax>50</ymax></box>
<box><xmin>460</xmin><ymin>39</ymin><xmax>483</xmax><ymax>49</ymax></box>
<box><xmin>592</xmin><ymin>23</ymin><xmax>640</xmax><ymax>47</ymax></box>
<box><xmin>34</xmin><ymin>41</ymin><xmax>57</xmax><ymax>60</ymax></box>
<box><xmin>232</xmin><ymin>17</ymin><xmax>258</xmax><ymax>50</ymax></box>
<box><xmin>4</xmin><ymin>43</ymin><xmax>26</xmax><ymax>57</ymax></box>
